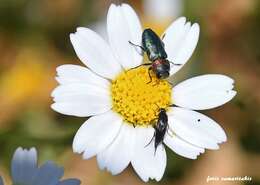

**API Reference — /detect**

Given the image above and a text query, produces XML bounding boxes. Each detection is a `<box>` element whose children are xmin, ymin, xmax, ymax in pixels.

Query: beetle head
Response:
<box><xmin>156</xmin><ymin>70</ymin><xmax>169</xmax><ymax>79</ymax></box>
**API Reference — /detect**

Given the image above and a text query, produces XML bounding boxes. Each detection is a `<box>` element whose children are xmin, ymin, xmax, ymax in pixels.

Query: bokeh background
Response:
<box><xmin>0</xmin><ymin>0</ymin><xmax>260</xmax><ymax>184</ymax></box>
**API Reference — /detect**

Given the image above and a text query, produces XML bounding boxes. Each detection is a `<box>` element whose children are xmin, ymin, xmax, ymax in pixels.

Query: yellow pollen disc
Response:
<box><xmin>111</xmin><ymin>66</ymin><xmax>171</xmax><ymax>126</ymax></box>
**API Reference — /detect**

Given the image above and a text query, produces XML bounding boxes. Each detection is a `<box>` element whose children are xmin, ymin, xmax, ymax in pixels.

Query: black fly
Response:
<box><xmin>129</xmin><ymin>28</ymin><xmax>181</xmax><ymax>82</ymax></box>
<box><xmin>146</xmin><ymin>108</ymin><xmax>170</xmax><ymax>155</ymax></box>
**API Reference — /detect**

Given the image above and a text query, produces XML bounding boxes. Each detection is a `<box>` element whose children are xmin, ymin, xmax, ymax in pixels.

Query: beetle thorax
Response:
<box><xmin>152</xmin><ymin>59</ymin><xmax>170</xmax><ymax>79</ymax></box>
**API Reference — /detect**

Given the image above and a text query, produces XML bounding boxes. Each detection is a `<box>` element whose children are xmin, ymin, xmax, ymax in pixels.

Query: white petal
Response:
<box><xmin>73</xmin><ymin>110</ymin><xmax>122</xmax><ymax>159</ymax></box>
<box><xmin>51</xmin><ymin>83</ymin><xmax>111</xmax><ymax>117</ymax></box>
<box><xmin>164</xmin><ymin>134</ymin><xmax>204</xmax><ymax>159</ymax></box>
<box><xmin>70</xmin><ymin>28</ymin><xmax>122</xmax><ymax>79</ymax></box>
<box><xmin>107</xmin><ymin>4</ymin><xmax>143</xmax><ymax>69</ymax></box>
<box><xmin>172</xmin><ymin>74</ymin><xmax>237</xmax><ymax>110</ymax></box>
<box><xmin>131</xmin><ymin>126</ymin><xmax>166</xmax><ymax>182</ymax></box>
<box><xmin>97</xmin><ymin>123</ymin><xmax>135</xmax><ymax>175</ymax></box>
<box><xmin>162</xmin><ymin>17</ymin><xmax>200</xmax><ymax>75</ymax></box>
<box><xmin>55</xmin><ymin>64</ymin><xmax>109</xmax><ymax>89</ymax></box>
<box><xmin>167</xmin><ymin>107</ymin><xmax>227</xmax><ymax>149</ymax></box>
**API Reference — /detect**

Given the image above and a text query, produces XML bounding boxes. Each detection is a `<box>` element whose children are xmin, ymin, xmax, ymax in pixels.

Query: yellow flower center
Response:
<box><xmin>111</xmin><ymin>66</ymin><xmax>171</xmax><ymax>126</ymax></box>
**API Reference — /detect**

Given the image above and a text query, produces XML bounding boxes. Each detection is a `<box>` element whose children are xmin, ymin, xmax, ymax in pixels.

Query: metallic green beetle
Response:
<box><xmin>129</xmin><ymin>28</ymin><xmax>180</xmax><ymax>81</ymax></box>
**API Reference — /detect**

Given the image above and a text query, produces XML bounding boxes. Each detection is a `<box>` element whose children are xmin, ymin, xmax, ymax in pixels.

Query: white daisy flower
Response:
<box><xmin>51</xmin><ymin>3</ymin><xmax>236</xmax><ymax>182</ymax></box>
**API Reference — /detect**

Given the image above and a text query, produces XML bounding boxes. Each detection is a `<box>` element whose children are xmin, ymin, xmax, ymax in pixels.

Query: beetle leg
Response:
<box><xmin>128</xmin><ymin>41</ymin><xmax>145</xmax><ymax>55</ymax></box>
<box><xmin>127</xmin><ymin>63</ymin><xmax>152</xmax><ymax>73</ymax></box>
<box><xmin>128</xmin><ymin>41</ymin><xmax>145</xmax><ymax>50</ymax></box>
<box><xmin>146</xmin><ymin>67</ymin><xmax>153</xmax><ymax>84</ymax></box>
<box><xmin>133</xmin><ymin>63</ymin><xmax>152</xmax><ymax>69</ymax></box>
<box><xmin>142</xmin><ymin>63</ymin><xmax>152</xmax><ymax>66</ymax></box>
<box><xmin>162</xmin><ymin>33</ymin><xmax>166</xmax><ymax>40</ymax></box>
<box><xmin>169</xmin><ymin>60</ymin><xmax>182</xmax><ymax>66</ymax></box>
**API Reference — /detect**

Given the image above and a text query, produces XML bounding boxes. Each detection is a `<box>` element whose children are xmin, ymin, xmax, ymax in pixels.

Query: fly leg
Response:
<box><xmin>144</xmin><ymin>119</ymin><xmax>157</xmax><ymax>148</ymax></box>
<box><xmin>145</xmin><ymin>131</ymin><xmax>155</xmax><ymax>148</ymax></box>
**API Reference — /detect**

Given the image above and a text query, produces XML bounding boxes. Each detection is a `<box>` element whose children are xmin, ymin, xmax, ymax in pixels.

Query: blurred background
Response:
<box><xmin>0</xmin><ymin>0</ymin><xmax>259</xmax><ymax>184</ymax></box>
